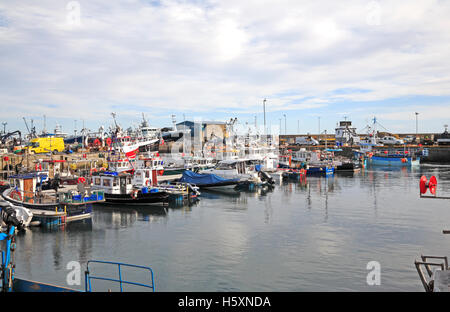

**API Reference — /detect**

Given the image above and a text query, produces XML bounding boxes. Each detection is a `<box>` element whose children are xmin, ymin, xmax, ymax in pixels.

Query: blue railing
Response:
<box><xmin>1</xmin><ymin>226</ymin><xmax>16</xmax><ymax>292</ymax></box>
<box><xmin>85</xmin><ymin>260</ymin><xmax>155</xmax><ymax>292</ymax></box>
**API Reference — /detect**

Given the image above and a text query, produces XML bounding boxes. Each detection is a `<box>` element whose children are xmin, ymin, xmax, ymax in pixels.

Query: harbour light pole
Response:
<box><xmin>263</xmin><ymin>98</ymin><xmax>267</xmax><ymax>135</ymax></box>
<box><xmin>283</xmin><ymin>114</ymin><xmax>287</xmax><ymax>135</ymax></box>
<box><xmin>415</xmin><ymin>112</ymin><xmax>419</xmax><ymax>138</ymax></box>
<box><xmin>2</xmin><ymin>122</ymin><xmax>6</xmax><ymax>135</ymax></box>
<box><xmin>279</xmin><ymin>118</ymin><xmax>282</xmax><ymax>135</ymax></box>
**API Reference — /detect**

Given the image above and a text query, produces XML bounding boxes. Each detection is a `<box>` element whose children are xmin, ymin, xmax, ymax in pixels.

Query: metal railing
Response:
<box><xmin>85</xmin><ymin>260</ymin><xmax>155</xmax><ymax>292</ymax></box>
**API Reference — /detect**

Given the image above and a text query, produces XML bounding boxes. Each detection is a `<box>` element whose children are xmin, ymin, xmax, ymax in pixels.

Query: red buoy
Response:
<box><xmin>420</xmin><ymin>175</ymin><xmax>438</xmax><ymax>195</ymax></box>
<box><xmin>429</xmin><ymin>176</ymin><xmax>437</xmax><ymax>195</ymax></box>
<box><xmin>420</xmin><ymin>176</ymin><xmax>428</xmax><ymax>194</ymax></box>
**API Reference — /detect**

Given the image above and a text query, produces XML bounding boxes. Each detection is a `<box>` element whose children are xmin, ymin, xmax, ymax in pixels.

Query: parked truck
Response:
<box><xmin>26</xmin><ymin>137</ymin><xmax>65</xmax><ymax>154</ymax></box>
<box><xmin>295</xmin><ymin>136</ymin><xmax>319</xmax><ymax>146</ymax></box>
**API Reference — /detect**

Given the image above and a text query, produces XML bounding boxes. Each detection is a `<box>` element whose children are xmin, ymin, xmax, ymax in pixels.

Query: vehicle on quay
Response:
<box><xmin>379</xmin><ymin>136</ymin><xmax>404</xmax><ymax>145</ymax></box>
<box><xmin>295</xmin><ymin>136</ymin><xmax>319</xmax><ymax>146</ymax></box>
<box><xmin>26</xmin><ymin>137</ymin><xmax>65</xmax><ymax>154</ymax></box>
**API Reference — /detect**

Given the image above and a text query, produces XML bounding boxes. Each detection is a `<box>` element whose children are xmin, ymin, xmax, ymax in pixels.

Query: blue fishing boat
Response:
<box><xmin>368</xmin><ymin>154</ymin><xmax>420</xmax><ymax>167</ymax></box>
<box><xmin>306</xmin><ymin>166</ymin><xmax>334</xmax><ymax>176</ymax></box>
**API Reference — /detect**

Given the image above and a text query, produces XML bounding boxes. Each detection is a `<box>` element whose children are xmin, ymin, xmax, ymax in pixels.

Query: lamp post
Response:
<box><xmin>297</xmin><ymin>120</ymin><xmax>300</xmax><ymax>134</ymax></box>
<box><xmin>2</xmin><ymin>122</ymin><xmax>7</xmax><ymax>135</ymax></box>
<box><xmin>415</xmin><ymin>112</ymin><xmax>419</xmax><ymax>139</ymax></box>
<box><xmin>263</xmin><ymin>98</ymin><xmax>266</xmax><ymax>135</ymax></box>
<box><xmin>283</xmin><ymin>114</ymin><xmax>287</xmax><ymax>135</ymax></box>
<box><xmin>279</xmin><ymin>118</ymin><xmax>282</xmax><ymax>135</ymax></box>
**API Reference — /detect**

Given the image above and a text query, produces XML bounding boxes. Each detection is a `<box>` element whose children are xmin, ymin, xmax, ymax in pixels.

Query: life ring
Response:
<box><xmin>146</xmin><ymin>179</ymin><xmax>151</xmax><ymax>186</ymax></box>
<box><xmin>131</xmin><ymin>189</ymin><xmax>139</xmax><ymax>199</ymax></box>
<box><xmin>77</xmin><ymin>177</ymin><xmax>86</xmax><ymax>184</ymax></box>
<box><xmin>401</xmin><ymin>158</ymin><xmax>407</xmax><ymax>163</ymax></box>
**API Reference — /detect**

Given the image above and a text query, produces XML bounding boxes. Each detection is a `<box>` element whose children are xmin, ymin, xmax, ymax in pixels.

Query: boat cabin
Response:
<box><xmin>8</xmin><ymin>173</ymin><xmax>39</xmax><ymax>203</ymax></box>
<box><xmin>200</xmin><ymin>159</ymin><xmax>256</xmax><ymax>179</ymax></box>
<box><xmin>107</xmin><ymin>157</ymin><xmax>164</xmax><ymax>175</ymax></box>
<box><xmin>92</xmin><ymin>167</ymin><xmax>158</xmax><ymax>194</ymax></box>
<box><xmin>92</xmin><ymin>172</ymin><xmax>134</xmax><ymax>195</ymax></box>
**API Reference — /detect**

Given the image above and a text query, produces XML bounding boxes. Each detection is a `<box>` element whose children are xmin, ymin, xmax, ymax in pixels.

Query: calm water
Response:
<box><xmin>13</xmin><ymin>166</ymin><xmax>450</xmax><ymax>291</ymax></box>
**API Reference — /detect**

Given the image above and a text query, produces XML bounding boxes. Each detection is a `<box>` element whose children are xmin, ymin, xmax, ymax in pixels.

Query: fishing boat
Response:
<box><xmin>436</xmin><ymin>125</ymin><xmax>450</xmax><ymax>146</ymax></box>
<box><xmin>367</xmin><ymin>152</ymin><xmax>420</xmax><ymax>167</ymax></box>
<box><xmin>335</xmin><ymin>118</ymin><xmax>360</xmax><ymax>146</ymax></box>
<box><xmin>290</xmin><ymin>149</ymin><xmax>335</xmax><ymax>176</ymax></box>
<box><xmin>91</xmin><ymin>171</ymin><xmax>169</xmax><ymax>205</ymax></box>
<box><xmin>200</xmin><ymin>158</ymin><xmax>260</xmax><ymax>180</ymax></box>
<box><xmin>1</xmin><ymin>173</ymin><xmax>104</xmax><ymax>222</ymax></box>
<box><xmin>334</xmin><ymin>161</ymin><xmax>361</xmax><ymax>172</ymax></box>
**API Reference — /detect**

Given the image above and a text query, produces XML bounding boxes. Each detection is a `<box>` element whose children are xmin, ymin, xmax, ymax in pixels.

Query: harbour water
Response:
<box><xmin>13</xmin><ymin>165</ymin><xmax>450</xmax><ymax>291</ymax></box>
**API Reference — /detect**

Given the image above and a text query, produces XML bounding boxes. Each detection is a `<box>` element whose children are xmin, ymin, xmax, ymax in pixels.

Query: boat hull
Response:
<box><xmin>102</xmin><ymin>191</ymin><xmax>170</xmax><ymax>205</ymax></box>
<box><xmin>2</xmin><ymin>189</ymin><xmax>92</xmax><ymax>218</ymax></box>
<box><xmin>369</xmin><ymin>156</ymin><xmax>420</xmax><ymax>166</ymax></box>
<box><xmin>162</xmin><ymin>168</ymin><xmax>186</xmax><ymax>176</ymax></box>
<box><xmin>306</xmin><ymin>167</ymin><xmax>334</xmax><ymax>176</ymax></box>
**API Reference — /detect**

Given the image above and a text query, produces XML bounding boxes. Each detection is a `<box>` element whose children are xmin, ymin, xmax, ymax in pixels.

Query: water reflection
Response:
<box><xmin>11</xmin><ymin>166</ymin><xmax>450</xmax><ymax>291</ymax></box>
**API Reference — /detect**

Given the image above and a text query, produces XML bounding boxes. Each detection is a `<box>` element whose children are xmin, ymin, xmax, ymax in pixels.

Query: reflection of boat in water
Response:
<box><xmin>200</xmin><ymin>188</ymin><xmax>242</xmax><ymax>198</ymax></box>
<box><xmin>94</xmin><ymin>204</ymin><xmax>167</xmax><ymax>214</ymax></box>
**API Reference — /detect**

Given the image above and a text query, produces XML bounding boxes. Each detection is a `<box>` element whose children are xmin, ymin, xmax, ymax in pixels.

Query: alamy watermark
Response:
<box><xmin>66</xmin><ymin>260</ymin><xmax>81</xmax><ymax>286</ymax></box>
<box><xmin>366</xmin><ymin>261</ymin><xmax>381</xmax><ymax>286</ymax></box>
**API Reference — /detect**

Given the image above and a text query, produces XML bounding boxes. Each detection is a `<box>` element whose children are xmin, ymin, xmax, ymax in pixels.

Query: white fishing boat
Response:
<box><xmin>0</xmin><ymin>199</ymin><xmax>33</xmax><ymax>227</ymax></box>
<box><xmin>335</xmin><ymin>118</ymin><xmax>360</xmax><ymax>146</ymax></box>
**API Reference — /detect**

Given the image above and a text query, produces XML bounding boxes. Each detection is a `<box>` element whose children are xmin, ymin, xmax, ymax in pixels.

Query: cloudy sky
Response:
<box><xmin>1</xmin><ymin>0</ymin><xmax>450</xmax><ymax>135</ymax></box>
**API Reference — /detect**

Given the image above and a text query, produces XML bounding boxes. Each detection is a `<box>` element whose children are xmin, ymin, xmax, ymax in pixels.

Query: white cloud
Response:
<box><xmin>0</xmin><ymin>0</ymin><xmax>449</xmax><ymax>130</ymax></box>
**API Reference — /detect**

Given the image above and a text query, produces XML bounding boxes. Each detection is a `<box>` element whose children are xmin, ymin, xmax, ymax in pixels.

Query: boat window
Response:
<box><xmin>127</xmin><ymin>177</ymin><xmax>132</xmax><ymax>184</ymax></box>
<box><xmin>103</xmin><ymin>179</ymin><xmax>111</xmax><ymax>187</ymax></box>
<box><xmin>145</xmin><ymin>170</ymin><xmax>150</xmax><ymax>178</ymax></box>
<box><xmin>94</xmin><ymin>178</ymin><xmax>101</xmax><ymax>185</ymax></box>
<box><xmin>216</xmin><ymin>162</ymin><xmax>235</xmax><ymax>170</ymax></box>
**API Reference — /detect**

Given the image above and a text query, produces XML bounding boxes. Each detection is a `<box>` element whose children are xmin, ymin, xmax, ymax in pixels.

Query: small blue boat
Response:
<box><xmin>369</xmin><ymin>155</ymin><xmax>420</xmax><ymax>166</ymax></box>
<box><xmin>306</xmin><ymin>166</ymin><xmax>334</xmax><ymax>176</ymax></box>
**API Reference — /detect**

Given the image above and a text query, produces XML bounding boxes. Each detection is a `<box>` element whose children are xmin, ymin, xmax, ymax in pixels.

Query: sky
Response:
<box><xmin>1</xmin><ymin>0</ymin><xmax>450</xmax><ymax>135</ymax></box>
